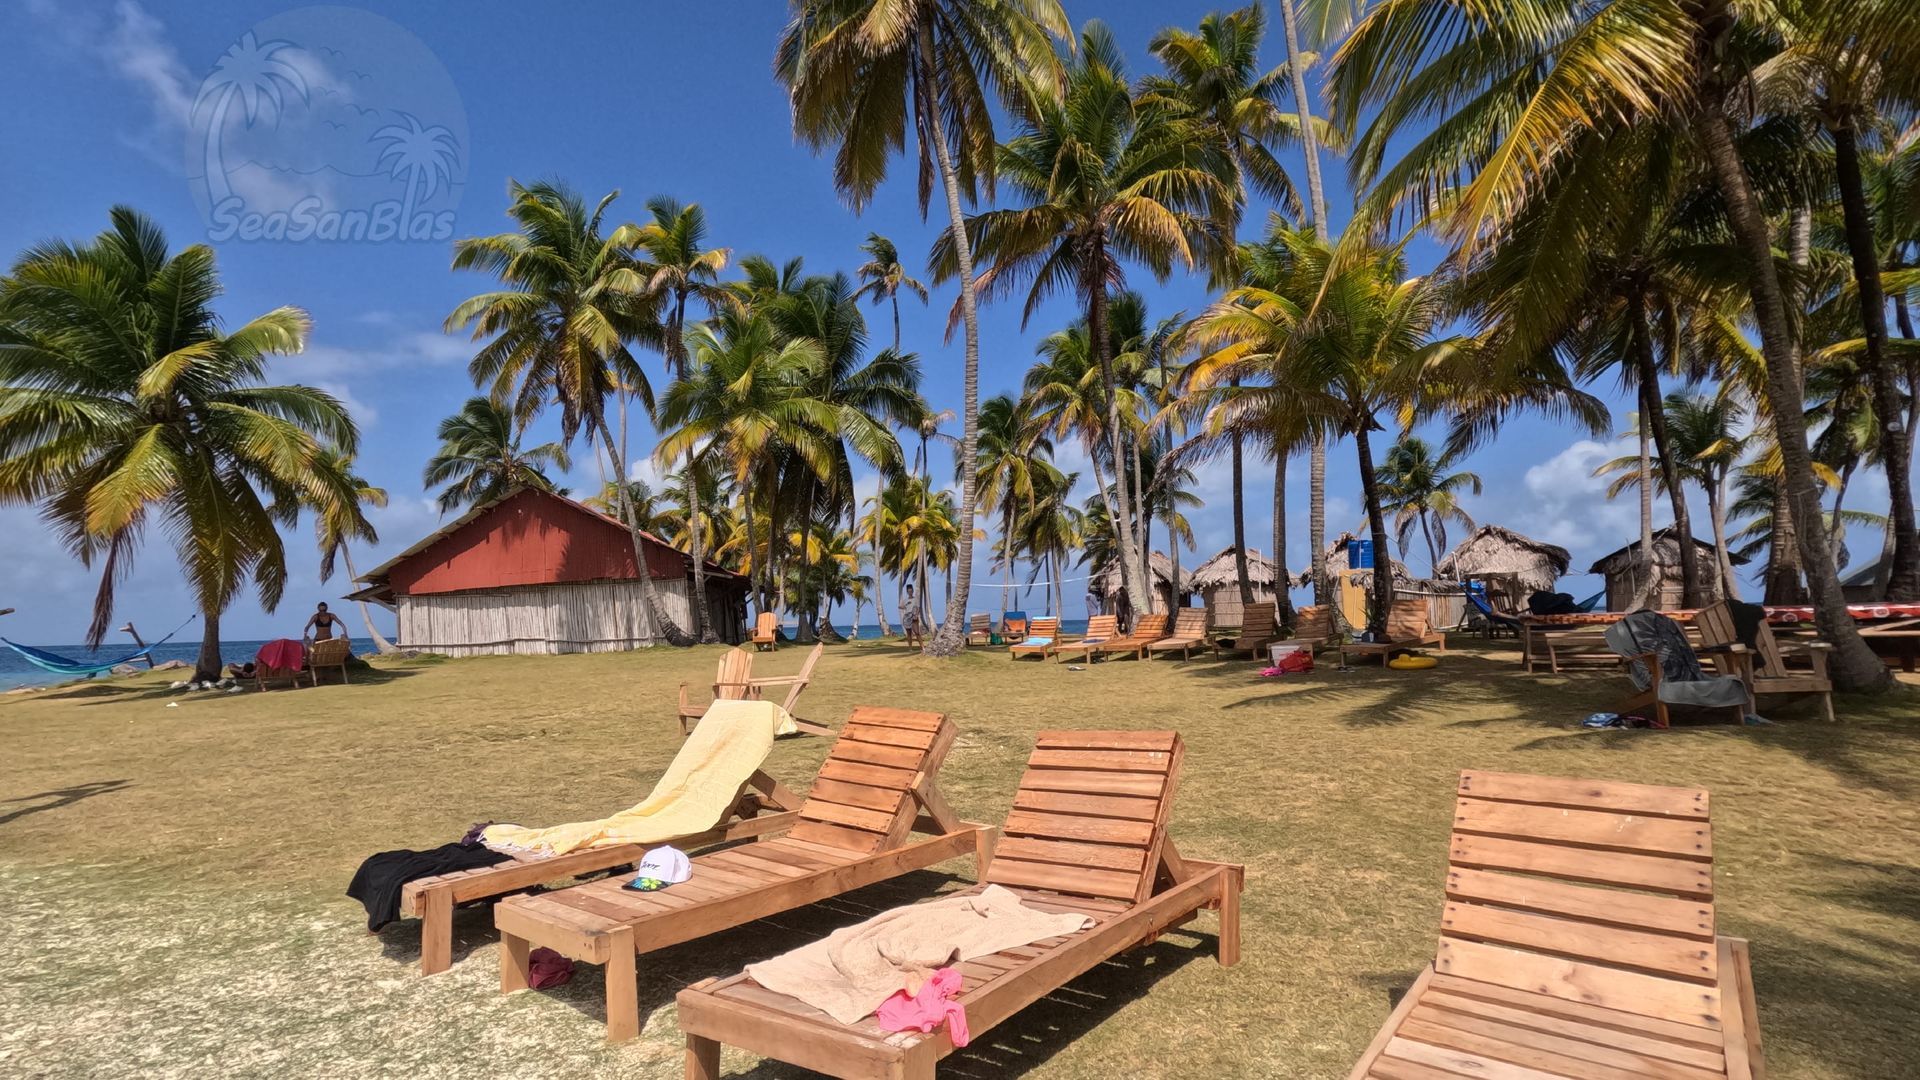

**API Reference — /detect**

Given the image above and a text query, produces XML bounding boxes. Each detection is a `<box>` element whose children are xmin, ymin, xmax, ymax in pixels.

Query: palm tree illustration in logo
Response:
<box><xmin>372</xmin><ymin>113</ymin><xmax>460</xmax><ymax>230</ymax></box>
<box><xmin>191</xmin><ymin>33</ymin><xmax>309</xmax><ymax>209</ymax></box>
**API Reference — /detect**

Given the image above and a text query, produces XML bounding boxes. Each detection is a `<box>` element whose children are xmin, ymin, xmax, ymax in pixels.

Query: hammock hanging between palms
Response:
<box><xmin>1</xmin><ymin>616</ymin><xmax>197</xmax><ymax>677</ymax></box>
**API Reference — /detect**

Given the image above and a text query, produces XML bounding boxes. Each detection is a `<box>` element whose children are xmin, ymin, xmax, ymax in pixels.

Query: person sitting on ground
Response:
<box><xmin>304</xmin><ymin>602</ymin><xmax>349</xmax><ymax>645</ymax></box>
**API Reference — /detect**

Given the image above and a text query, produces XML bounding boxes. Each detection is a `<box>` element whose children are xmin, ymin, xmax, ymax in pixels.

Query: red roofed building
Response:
<box><xmin>351</xmin><ymin>487</ymin><xmax>747</xmax><ymax>655</ymax></box>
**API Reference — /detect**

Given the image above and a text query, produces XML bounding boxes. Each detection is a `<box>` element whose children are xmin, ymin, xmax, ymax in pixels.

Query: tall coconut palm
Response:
<box><xmin>309</xmin><ymin>448</ymin><xmax>397</xmax><ymax>653</ymax></box>
<box><xmin>422</xmin><ymin>396</ymin><xmax>570</xmax><ymax>513</ymax></box>
<box><xmin>937</xmin><ymin>21</ymin><xmax>1236</xmax><ymax>616</ymax></box>
<box><xmin>1014</xmin><ymin>466</ymin><xmax>1084</xmax><ymax>616</ymax></box>
<box><xmin>851</xmin><ymin>233</ymin><xmax>929</xmax><ymax>352</ymax></box>
<box><xmin>0</xmin><ymin>207</ymin><xmax>360</xmax><ymax>680</ymax></box>
<box><xmin>1378</xmin><ymin>435</ymin><xmax>1481</xmax><ymax>575</ymax></box>
<box><xmin>444</xmin><ymin>181</ymin><xmax>692</xmax><ymax>645</ymax></box>
<box><xmin>972</xmin><ymin>393</ymin><xmax>1055</xmax><ymax>614</ymax></box>
<box><xmin>777</xmin><ymin>0</ymin><xmax>1070</xmax><ymax>655</ymax></box>
<box><xmin>1597</xmin><ymin>393</ymin><xmax>1750</xmax><ymax>597</ymax></box>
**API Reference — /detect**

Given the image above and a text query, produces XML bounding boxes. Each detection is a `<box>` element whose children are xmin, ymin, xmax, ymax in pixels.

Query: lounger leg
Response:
<box><xmin>419</xmin><ymin>887</ymin><xmax>453</xmax><ymax>976</ymax></box>
<box><xmin>1216</xmin><ymin>871</ymin><xmax>1241</xmax><ymax>968</ymax></box>
<box><xmin>500</xmin><ymin>932</ymin><xmax>531</xmax><ymax>993</ymax></box>
<box><xmin>974</xmin><ymin>826</ymin><xmax>997</xmax><ymax>878</ymax></box>
<box><xmin>685</xmin><ymin>1035</ymin><xmax>721</xmax><ymax>1080</ymax></box>
<box><xmin>605</xmin><ymin>928</ymin><xmax>640</xmax><ymax>1044</ymax></box>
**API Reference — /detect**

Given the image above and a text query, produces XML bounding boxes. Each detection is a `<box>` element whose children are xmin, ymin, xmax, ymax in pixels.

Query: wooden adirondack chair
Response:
<box><xmin>1337</xmin><ymin>599</ymin><xmax>1448</xmax><ymax>667</ymax></box>
<box><xmin>1052</xmin><ymin>614</ymin><xmax>1123</xmax><ymax>664</ymax></box>
<box><xmin>966</xmin><ymin>613</ymin><xmax>993</xmax><ymax>645</ymax></box>
<box><xmin>1146</xmin><ymin>608</ymin><xmax>1211</xmax><ymax>659</ymax></box>
<box><xmin>677</xmin><ymin>648</ymin><xmax>757</xmax><ymax>734</ymax></box>
<box><xmin>1350</xmin><ymin>770</ymin><xmax>1764</xmax><ymax>1079</ymax></box>
<box><xmin>1695</xmin><ymin>600</ymin><xmax>1836</xmax><ymax>722</ymax></box>
<box><xmin>495</xmin><ymin>706</ymin><xmax>990</xmax><ymax>1042</ymax></box>
<box><xmin>751</xmin><ymin>612</ymin><xmax>779</xmax><ymax>651</ymax></box>
<box><xmin>1211</xmin><ymin>601</ymin><xmax>1277</xmax><ymax>660</ymax></box>
<box><xmin>1007</xmin><ymin>616</ymin><xmax>1062</xmax><ymax>660</ymax></box>
<box><xmin>678</xmin><ymin>730</ymin><xmax>1244</xmax><ymax>1080</ymax></box>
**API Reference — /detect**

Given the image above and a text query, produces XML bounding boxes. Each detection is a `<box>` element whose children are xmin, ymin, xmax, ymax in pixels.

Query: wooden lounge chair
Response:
<box><xmin>1337</xmin><ymin>598</ymin><xmax>1447</xmax><ymax>667</ymax></box>
<box><xmin>1276</xmin><ymin>604</ymin><xmax>1334</xmax><ymax>655</ymax></box>
<box><xmin>1210</xmin><ymin>600</ymin><xmax>1277</xmax><ymax>660</ymax></box>
<box><xmin>751</xmin><ymin>611</ymin><xmax>779</xmax><ymax>651</ymax></box>
<box><xmin>1350</xmin><ymin>769</ymin><xmax>1764</xmax><ymax>1079</ymax></box>
<box><xmin>1146</xmin><ymin>608</ymin><xmax>1211</xmax><ymax>660</ymax></box>
<box><xmin>397</xmin><ymin>736</ymin><xmax>809</xmax><ymax>976</ymax></box>
<box><xmin>495</xmin><ymin>706</ymin><xmax>989</xmax><ymax>1042</ymax></box>
<box><xmin>254</xmin><ymin>642</ymin><xmax>312</xmax><ymax>690</ymax></box>
<box><xmin>677</xmin><ymin>647</ymin><xmax>756</xmax><ymax>734</ymax></box>
<box><xmin>308</xmin><ymin>637</ymin><xmax>352</xmax><ymax>685</ymax></box>
<box><xmin>966</xmin><ymin>613</ymin><xmax>993</xmax><ymax>645</ymax></box>
<box><xmin>1081</xmin><ymin>611</ymin><xmax>1170</xmax><ymax>662</ymax></box>
<box><xmin>1007</xmin><ymin>616</ymin><xmax>1061</xmax><ymax>660</ymax></box>
<box><xmin>678</xmin><ymin>730</ymin><xmax>1244</xmax><ymax>1080</ymax></box>
<box><xmin>1051</xmin><ymin>614</ymin><xmax>1124</xmax><ymax>663</ymax></box>
<box><xmin>1695</xmin><ymin>600</ymin><xmax>1835</xmax><ymax>722</ymax></box>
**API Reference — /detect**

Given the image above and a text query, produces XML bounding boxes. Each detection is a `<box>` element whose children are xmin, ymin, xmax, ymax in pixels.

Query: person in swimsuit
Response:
<box><xmin>304</xmin><ymin>602</ymin><xmax>349</xmax><ymax>644</ymax></box>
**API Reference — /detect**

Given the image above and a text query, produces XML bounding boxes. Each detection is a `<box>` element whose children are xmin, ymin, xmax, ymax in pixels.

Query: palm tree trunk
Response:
<box><xmin>341</xmin><ymin>546</ymin><xmax>398</xmax><ymax>653</ymax></box>
<box><xmin>1695</xmin><ymin>79</ymin><xmax>1889</xmax><ymax>690</ymax></box>
<box><xmin>914</xmin><ymin>30</ymin><xmax>981</xmax><ymax>657</ymax></box>
<box><xmin>868</xmin><ymin>482</ymin><xmax>891</xmax><ymax>636</ymax></box>
<box><xmin>743</xmin><ymin>471</ymin><xmax>761</xmax><ymax>622</ymax></box>
<box><xmin>1277</xmin><ymin>0</ymin><xmax>1329</xmax><ymax>233</ymax></box>
<box><xmin>1353</xmin><ymin>424</ymin><xmax>1396</xmax><ymax>638</ymax></box>
<box><xmin>1831</xmin><ymin>122</ymin><xmax>1918</xmax><ymax>600</ymax></box>
<box><xmin>1634</xmin><ymin>390</ymin><xmax>1660</xmax><ymax>610</ymax></box>
<box><xmin>599</xmin><ymin>419</ymin><xmax>693</xmax><ymax>647</ymax></box>
<box><xmin>1088</xmin><ymin>273</ymin><xmax>1153</xmax><ymax>612</ymax></box>
<box><xmin>1708</xmin><ymin>472</ymin><xmax>1738</xmax><ymax>600</ymax></box>
<box><xmin>891</xmin><ymin>293</ymin><xmax>902</xmax><ymax>353</ymax></box>
<box><xmin>1309</xmin><ymin>435</ymin><xmax>1333</xmax><ymax>618</ymax></box>
<box><xmin>1273</xmin><ymin>450</ymin><xmax>1292</xmax><ymax>623</ymax></box>
<box><xmin>1766</xmin><ymin>207</ymin><xmax>1813</xmax><ymax>605</ymax></box>
<box><xmin>1232</xmin><ymin>425</ymin><xmax>1254</xmax><ymax>605</ymax></box>
<box><xmin>1001</xmin><ymin>502</ymin><xmax>1014</xmax><ymax>616</ymax></box>
<box><xmin>1130</xmin><ymin>431</ymin><xmax>1151</xmax><ymax>604</ymax></box>
<box><xmin>1631</xmin><ymin>309</ymin><xmax>1703</xmax><ymax>606</ymax></box>
<box><xmin>1830</xmin><ymin>462</ymin><xmax>1855</xmax><ymax>567</ymax></box>
<box><xmin>1420</xmin><ymin>512</ymin><xmax>1440</xmax><ymax>576</ymax></box>
<box><xmin>687</xmin><ymin>452</ymin><xmax>716</xmax><ymax>643</ymax></box>
<box><xmin>194</xmin><ymin>607</ymin><xmax>223</xmax><ymax>684</ymax></box>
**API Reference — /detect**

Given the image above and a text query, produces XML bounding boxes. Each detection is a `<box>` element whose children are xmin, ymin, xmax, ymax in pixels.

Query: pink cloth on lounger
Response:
<box><xmin>874</xmin><ymin>967</ymin><xmax>969</xmax><ymax>1046</ymax></box>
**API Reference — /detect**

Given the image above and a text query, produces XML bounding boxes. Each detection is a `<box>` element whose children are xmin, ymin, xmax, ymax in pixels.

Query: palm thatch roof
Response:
<box><xmin>1589</xmin><ymin>527</ymin><xmax>1746</xmax><ymax>574</ymax></box>
<box><xmin>1188</xmin><ymin>546</ymin><xmax>1280</xmax><ymax>589</ymax></box>
<box><xmin>1087</xmin><ymin>551</ymin><xmax>1189</xmax><ymax>599</ymax></box>
<box><xmin>1435</xmin><ymin>524</ymin><xmax>1572</xmax><ymax>592</ymax></box>
<box><xmin>1289</xmin><ymin>531</ymin><xmax>1414</xmax><ymax>587</ymax></box>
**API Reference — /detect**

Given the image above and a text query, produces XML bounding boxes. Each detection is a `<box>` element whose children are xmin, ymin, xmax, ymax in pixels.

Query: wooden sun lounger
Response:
<box><xmin>1048</xmin><ymin>614</ymin><xmax>1118</xmax><ymax>664</ymax></box>
<box><xmin>1006</xmin><ymin>616</ymin><xmax>1061</xmax><ymax>660</ymax></box>
<box><xmin>966</xmin><ymin>613</ymin><xmax>993</xmax><ymax>645</ymax></box>
<box><xmin>751</xmin><ymin>611</ymin><xmax>779</xmax><ymax>651</ymax></box>
<box><xmin>1695</xmin><ymin>600</ymin><xmax>1835</xmax><ymax>722</ymax></box>
<box><xmin>1272</xmin><ymin>604</ymin><xmax>1334</xmax><ymax>655</ymax></box>
<box><xmin>1350</xmin><ymin>769</ymin><xmax>1763</xmax><ymax>1079</ymax></box>
<box><xmin>398</xmin><ymin>754</ymin><xmax>808</xmax><ymax>976</ymax></box>
<box><xmin>1337</xmin><ymin>599</ymin><xmax>1447</xmax><ymax>667</ymax></box>
<box><xmin>1210</xmin><ymin>600</ymin><xmax>1277</xmax><ymax>660</ymax></box>
<box><xmin>1067</xmin><ymin>612</ymin><xmax>1169</xmax><ymax>663</ymax></box>
<box><xmin>495</xmin><ymin>706</ymin><xmax>990</xmax><ymax>1042</ymax></box>
<box><xmin>677</xmin><ymin>730</ymin><xmax>1244</xmax><ymax>1080</ymax></box>
<box><xmin>1146</xmin><ymin>609</ymin><xmax>1211</xmax><ymax>659</ymax></box>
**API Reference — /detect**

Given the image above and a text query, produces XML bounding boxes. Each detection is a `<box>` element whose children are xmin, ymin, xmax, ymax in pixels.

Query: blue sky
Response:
<box><xmin>0</xmin><ymin>0</ymin><xmax>1903</xmax><ymax>642</ymax></box>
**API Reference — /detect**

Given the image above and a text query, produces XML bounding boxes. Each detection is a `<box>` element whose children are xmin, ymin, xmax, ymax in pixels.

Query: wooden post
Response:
<box><xmin>1216</xmin><ymin>869</ymin><xmax>1241</xmax><ymax>967</ymax></box>
<box><xmin>117</xmin><ymin>622</ymin><xmax>156</xmax><ymax>668</ymax></box>
<box><xmin>685</xmin><ymin>1035</ymin><xmax>721</xmax><ymax>1080</ymax></box>
<box><xmin>500</xmin><ymin>932</ymin><xmax>531</xmax><ymax>993</ymax></box>
<box><xmin>419</xmin><ymin>888</ymin><xmax>454</xmax><ymax>975</ymax></box>
<box><xmin>605</xmin><ymin>928</ymin><xmax>640</xmax><ymax>1043</ymax></box>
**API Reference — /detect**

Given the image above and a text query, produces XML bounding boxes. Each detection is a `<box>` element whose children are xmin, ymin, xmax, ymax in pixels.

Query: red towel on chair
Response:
<box><xmin>256</xmin><ymin>638</ymin><xmax>306</xmax><ymax>671</ymax></box>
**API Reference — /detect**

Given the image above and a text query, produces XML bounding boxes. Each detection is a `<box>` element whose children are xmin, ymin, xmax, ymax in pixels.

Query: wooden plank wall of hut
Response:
<box><xmin>395</xmin><ymin>580</ymin><xmax>731</xmax><ymax>656</ymax></box>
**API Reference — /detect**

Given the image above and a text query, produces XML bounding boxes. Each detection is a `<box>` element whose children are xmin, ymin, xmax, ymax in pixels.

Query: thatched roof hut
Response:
<box><xmin>1087</xmin><ymin>551</ymin><xmax>1188</xmax><ymax>620</ymax></box>
<box><xmin>1293</xmin><ymin>532</ymin><xmax>1414</xmax><ymax>588</ymax></box>
<box><xmin>1435</xmin><ymin>525</ymin><xmax>1572</xmax><ymax>607</ymax></box>
<box><xmin>1189</xmin><ymin>547</ymin><xmax>1279</xmax><ymax>628</ymax></box>
<box><xmin>1589</xmin><ymin>527</ymin><xmax>1745</xmax><ymax>611</ymax></box>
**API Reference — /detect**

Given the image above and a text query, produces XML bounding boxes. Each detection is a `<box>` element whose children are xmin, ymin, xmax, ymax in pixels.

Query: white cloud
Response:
<box><xmin>29</xmin><ymin>1</ymin><xmax>194</xmax><ymax>165</ymax></box>
<box><xmin>291</xmin><ymin>329</ymin><xmax>472</xmax><ymax>378</ymax></box>
<box><xmin>1514</xmin><ymin>436</ymin><xmax>1650</xmax><ymax>553</ymax></box>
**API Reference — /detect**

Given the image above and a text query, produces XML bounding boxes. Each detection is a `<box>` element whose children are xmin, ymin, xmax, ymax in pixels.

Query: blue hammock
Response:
<box><xmin>1</xmin><ymin>616</ymin><xmax>196</xmax><ymax>678</ymax></box>
<box><xmin>1575</xmin><ymin>590</ymin><xmax>1605</xmax><ymax>612</ymax></box>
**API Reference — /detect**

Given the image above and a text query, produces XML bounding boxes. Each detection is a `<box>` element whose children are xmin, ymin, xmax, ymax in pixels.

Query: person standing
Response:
<box><xmin>304</xmin><ymin>602</ymin><xmax>348</xmax><ymax>645</ymax></box>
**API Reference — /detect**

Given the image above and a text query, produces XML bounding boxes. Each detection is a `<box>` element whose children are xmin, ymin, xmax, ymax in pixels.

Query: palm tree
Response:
<box><xmin>851</xmin><ymin>233</ymin><xmax>929</xmax><ymax>352</ymax></box>
<box><xmin>0</xmin><ymin>208</ymin><xmax>359</xmax><ymax>680</ymax></box>
<box><xmin>938</xmin><ymin>21</ymin><xmax>1236</xmax><ymax>616</ymax></box>
<box><xmin>422</xmin><ymin>396</ymin><xmax>570</xmax><ymax>513</ymax></box>
<box><xmin>1014</xmin><ymin>466</ymin><xmax>1084</xmax><ymax>617</ymax></box>
<box><xmin>309</xmin><ymin>448</ymin><xmax>397</xmax><ymax>653</ymax></box>
<box><xmin>972</xmin><ymin>393</ymin><xmax>1055</xmax><ymax>614</ymax></box>
<box><xmin>584</xmin><ymin>478</ymin><xmax>662</xmax><ymax>527</ymax></box>
<box><xmin>776</xmin><ymin>0</ymin><xmax>1070</xmax><ymax>656</ymax></box>
<box><xmin>444</xmin><ymin>181</ymin><xmax>692</xmax><ymax>645</ymax></box>
<box><xmin>1378</xmin><ymin>436</ymin><xmax>1481</xmax><ymax>575</ymax></box>
<box><xmin>1598</xmin><ymin>393</ymin><xmax>1750</xmax><ymax>598</ymax></box>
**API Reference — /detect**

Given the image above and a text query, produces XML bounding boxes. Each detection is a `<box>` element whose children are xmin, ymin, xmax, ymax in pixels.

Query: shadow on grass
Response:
<box><xmin>0</xmin><ymin>778</ymin><xmax>131</xmax><ymax>826</ymax></box>
<box><xmin>35</xmin><ymin>663</ymin><xmax>425</xmax><ymax>707</ymax></box>
<box><xmin>1804</xmin><ymin>855</ymin><xmax>1920</xmax><ymax>924</ymax></box>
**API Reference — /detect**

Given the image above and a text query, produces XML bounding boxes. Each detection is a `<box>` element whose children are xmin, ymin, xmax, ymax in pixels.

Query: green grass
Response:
<box><xmin>2</xmin><ymin>638</ymin><xmax>1917</xmax><ymax>1078</ymax></box>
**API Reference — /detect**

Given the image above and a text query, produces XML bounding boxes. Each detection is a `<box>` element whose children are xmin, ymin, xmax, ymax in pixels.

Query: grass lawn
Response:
<box><xmin>2</xmin><ymin>636</ymin><xmax>1917</xmax><ymax>1078</ymax></box>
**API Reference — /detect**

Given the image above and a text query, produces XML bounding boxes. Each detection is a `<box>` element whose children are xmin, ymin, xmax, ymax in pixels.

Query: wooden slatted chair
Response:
<box><xmin>1211</xmin><ymin>601</ymin><xmax>1277</xmax><ymax>660</ymax></box>
<box><xmin>1694</xmin><ymin>600</ymin><xmax>1836</xmax><ymax>723</ymax></box>
<box><xmin>1003</xmin><ymin>612</ymin><xmax>1030</xmax><ymax>642</ymax></box>
<box><xmin>495</xmin><ymin>706</ymin><xmax>988</xmax><ymax>1042</ymax></box>
<box><xmin>1007</xmin><ymin>616</ymin><xmax>1061</xmax><ymax>660</ymax></box>
<box><xmin>741</xmin><ymin>641</ymin><xmax>831</xmax><ymax>735</ymax></box>
<box><xmin>966</xmin><ymin>613</ymin><xmax>993</xmax><ymax>645</ymax></box>
<box><xmin>1094</xmin><ymin>611</ymin><xmax>1170</xmax><ymax>661</ymax></box>
<box><xmin>1349</xmin><ymin>769</ymin><xmax>1763</xmax><ymax>1079</ymax></box>
<box><xmin>1337</xmin><ymin>598</ymin><xmax>1448</xmax><ymax>667</ymax></box>
<box><xmin>751</xmin><ymin>611</ymin><xmax>779</xmax><ymax>651</ymax></box>
<box><xmin>1051</xmin><ymin>613</ymin><xmax>1130</xmax><ymax>664</ymax></box>
<box><xmin>1277</xmin><ymin>604</ymin><xmax>1334</xmax><ymax>655</ymax></box>
<box><xmin>677</xmin><ymin>647</ymin><xmax>757</xmax><ymax>735</ymax></box>
<box><xmin>308</xmin><ymin>637</ymin><xmax>353</xmax><ymax>685</ymax></box>
<box><xmin>678</xmin><ymin>730</ymin><xmax>1244</xmax><ymax>1080</ymax></box>
<box><xmin>1146</xmin><ymin>608</ymin><xmax>1210</xmax><ymax>660</ymax></box>
<box><xmin>397</xmin><ymin>736</ymin><xmax>809</xmax><ymax>976</ymax></box>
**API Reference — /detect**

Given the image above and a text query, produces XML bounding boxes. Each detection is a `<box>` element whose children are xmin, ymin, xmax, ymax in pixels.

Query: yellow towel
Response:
<box><xmin>481</xmin><ymin>698</ymin><xmax>790</xmax><ymax>857</ymax></box>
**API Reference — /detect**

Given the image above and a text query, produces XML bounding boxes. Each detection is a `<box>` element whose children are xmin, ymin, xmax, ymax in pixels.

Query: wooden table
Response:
<box><xmin>1860</xmin><ymin>617</ymin><xmax>1920</xmax><ymax>672</ymax></box>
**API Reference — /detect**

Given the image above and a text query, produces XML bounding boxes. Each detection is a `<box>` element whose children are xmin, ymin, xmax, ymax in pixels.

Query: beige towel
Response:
<box><xmin>745</xmin><ymin>885</ymin><xmax>1094</xmax><ymax>1024</ymax></box>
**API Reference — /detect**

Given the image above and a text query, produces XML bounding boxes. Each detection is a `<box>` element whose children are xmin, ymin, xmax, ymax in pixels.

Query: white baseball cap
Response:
<box><xmin>630</xmin><ymin>846</ymin><xmax>692</xmax><ymax>890</ymax></box>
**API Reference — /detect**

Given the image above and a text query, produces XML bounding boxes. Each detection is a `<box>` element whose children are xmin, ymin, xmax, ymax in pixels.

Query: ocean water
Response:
<box><xmin>0</xmin><ymin>640</ymin><xmax>275</xmax><ymax>690</ymax></box>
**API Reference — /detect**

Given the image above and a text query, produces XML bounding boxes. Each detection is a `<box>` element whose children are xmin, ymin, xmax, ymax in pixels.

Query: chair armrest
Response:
<box><xmin>1696</xmin><ymin>642</ymin><xmax>1748</xmax><ymax>654</ymax></box>
<box><xmin>1773</xmin><ymin>640</ymin><xmax>1832</xmax><ymax>652</ymax></box>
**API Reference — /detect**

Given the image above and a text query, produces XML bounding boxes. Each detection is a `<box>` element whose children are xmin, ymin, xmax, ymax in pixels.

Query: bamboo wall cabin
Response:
<box><xmin>1589</xmin><ymin>526</ymin><xmax>1745</xmax><ymax>611</ymax></box>
<box><xmin>1086</xmin><ymin>551</ymin><xmax>1189</xmax><ymax>625</ymax></box>
<box><xmin>349</xmin><ymin>487</ymin><xmax>748</xmax><ymax>656</ymax></box>
<box><xmin>1190</xmin><ymin>546</ymin><xmax>1279</xmax><ymax>630</ymax></box>
<box><xmin>1434</xmin><ymin>524</ymin><xmax>1572</xmax><ymax>610</ymax></box>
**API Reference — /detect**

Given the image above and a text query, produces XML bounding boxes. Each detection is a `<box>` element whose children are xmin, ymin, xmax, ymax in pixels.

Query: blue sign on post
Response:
<box><xmin>1348</xmin><ymin>538</ymin><xmax>1374</xmax><ymax>569</ymax></box>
